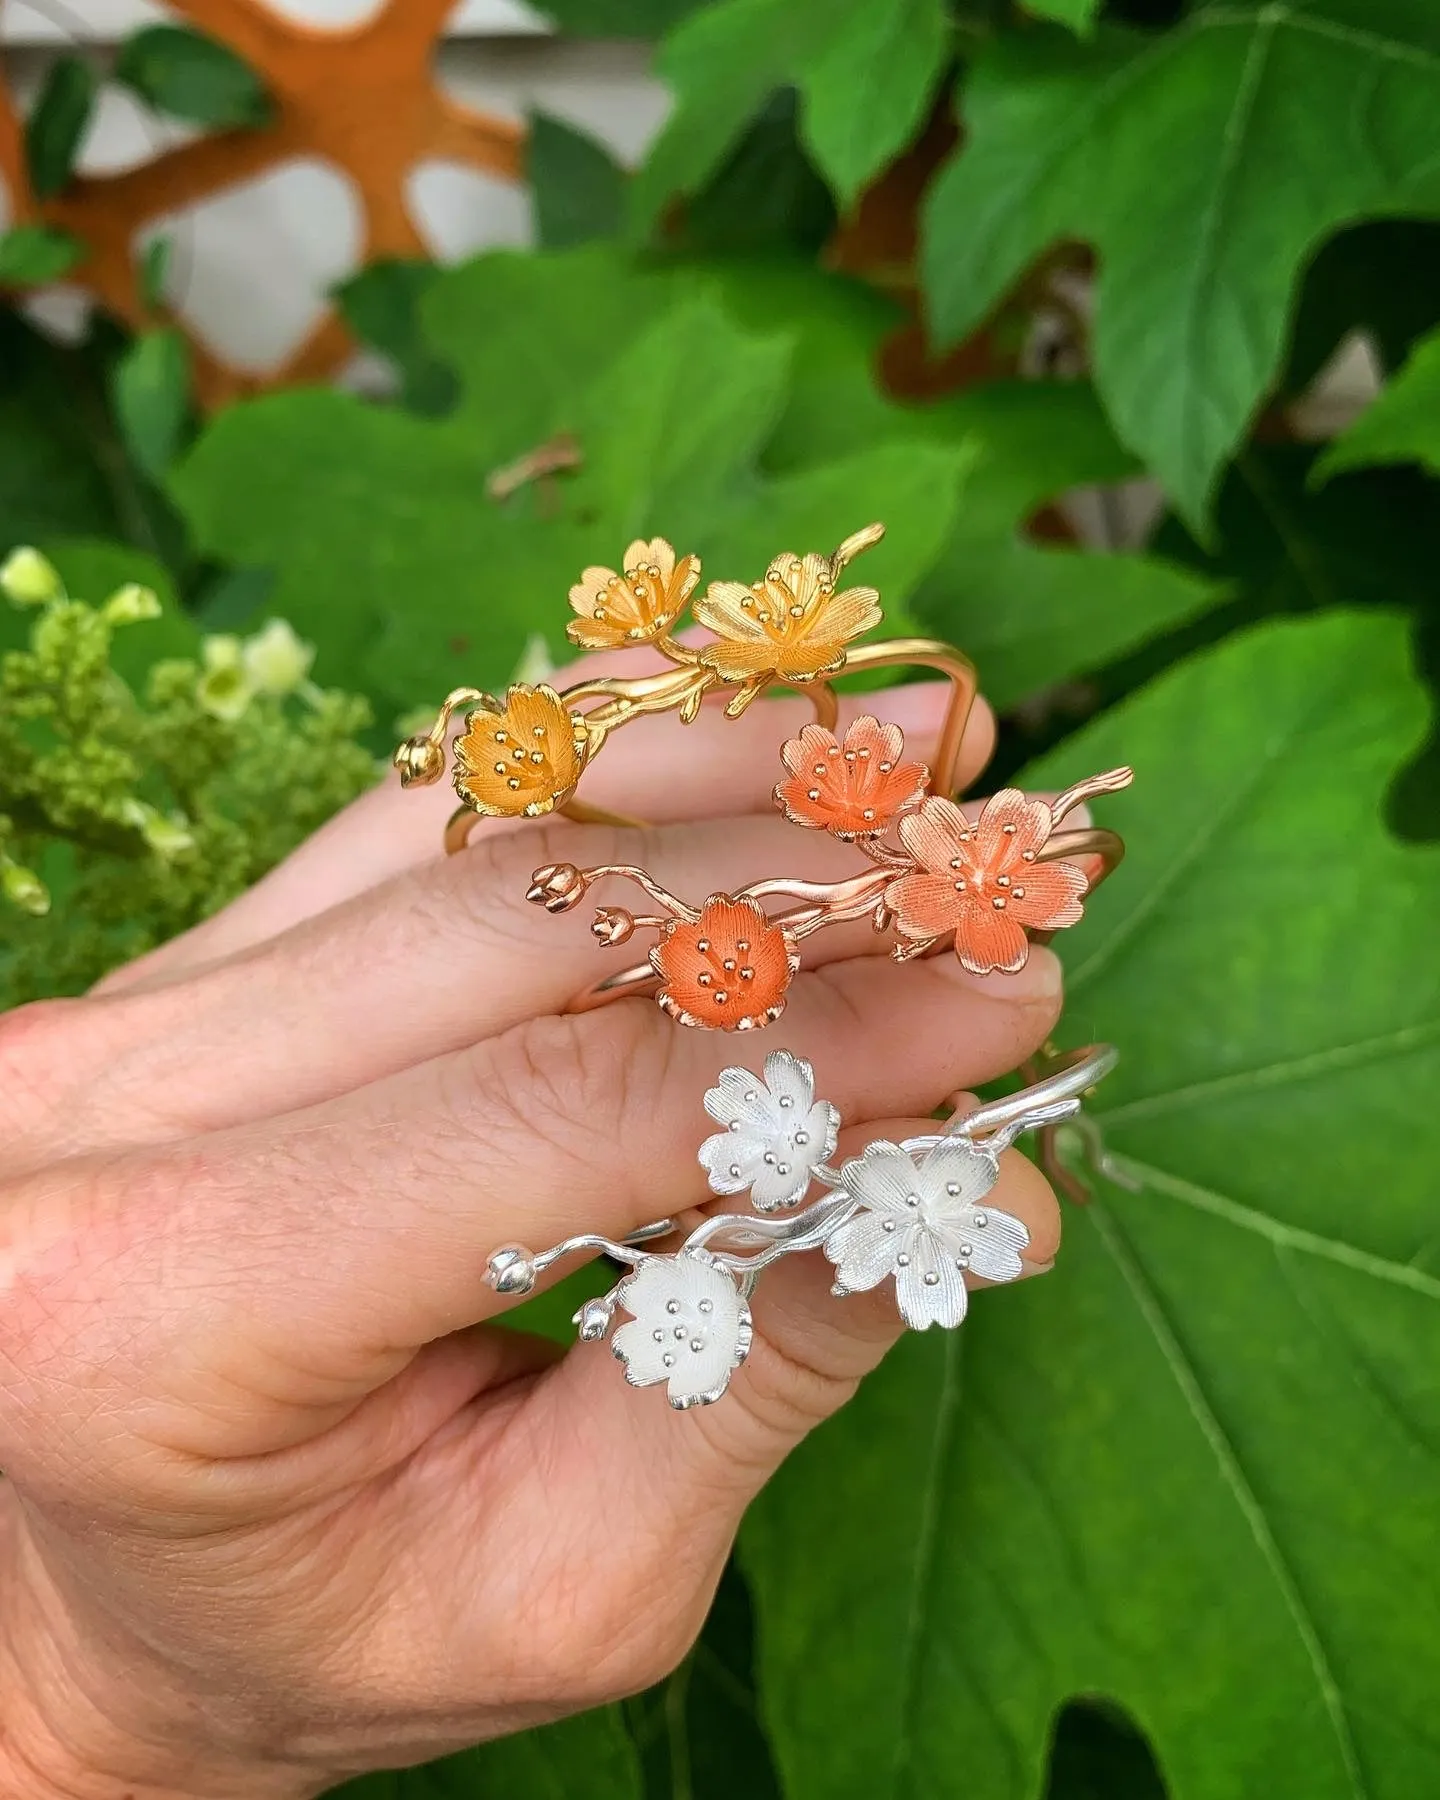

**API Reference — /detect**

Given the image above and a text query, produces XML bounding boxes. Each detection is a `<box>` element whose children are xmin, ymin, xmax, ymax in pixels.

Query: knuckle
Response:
<box><xmin>477</xmin><ymin>1006</ymin><xmax>673</xmax><ymax>1169</ymax></box>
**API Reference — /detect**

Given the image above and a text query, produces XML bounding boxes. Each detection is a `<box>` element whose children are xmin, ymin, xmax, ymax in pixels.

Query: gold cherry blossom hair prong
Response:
<box><xmin>395</xmin><ymin>521</ymin><xmax>984</xmax><ymax>847</ymax></box>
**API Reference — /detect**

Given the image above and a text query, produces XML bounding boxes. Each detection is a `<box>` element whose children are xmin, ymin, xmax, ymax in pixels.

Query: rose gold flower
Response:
<box><xmin>566</xmin><ymin>537</ymin><xmax>700</xmax><ymax>650</ymax></box>
<box><xmin>774</xmin><ymin>716</ymin><xmax>929</xmax><ymax>838</ymax></box>
<box><xmin>651</xmin><ymin>895</ymin><xmax>799</xmax><ymax>1030</ymax></box>
<box><xmin>453</xmin><ymin>684</ymin><xmax>587</xmax><ymax>818</ymax></box>
<box><xmin>695</xmin><ymin>551</ymin><xmax>881</xmax><ymax>687</ymax></box>
<box><xmin>886</xmin><ymin>790</ymin><xmax>1089</xmax><ymax>975</ymax></box>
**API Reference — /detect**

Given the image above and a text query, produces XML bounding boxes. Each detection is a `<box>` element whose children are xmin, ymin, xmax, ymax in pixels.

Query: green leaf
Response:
<box><xmin>530</xmin><ymin>112</ymin><xmax>627</xmax><ymax>250</ymax></box>
<box><xmin>745</xmin><ymin>609</ymin><xmax>1440</xmax><ymax>1800</ymax></box>
<box><xmin>796</xmin><ymin>0</ymin><xmax>951</xmax><ymax>207</ymax></box>
<box><xmin>1315</xmin><ymin>326</ymin><xmax>1440</xmax><ymax>482</ymax></box>
<box><xmin>112</xmin><ymin>328</ymin><xmax>192</xmax><ymax>484</ymax></box>
<box><xmin>139</xmin><ymin>234</ymin><xmax>174</xmax><ymax>314</ymax></box>
<box><xmin>1284</xmin><ymin>219</ymin><xmax>1440</xmax><ymax>392</ymax></box>
<box><xmin>24</xmin><ymin>53</ymin><xmax>96</xmax><ymax>199</ymax></box>
<box><xmin>0</xmin><ymin>224</ymin><xmax>83</xmax><ymax>287</ymax></box>
<box><xmin>1021</xmin><ymin>0</ymin><xmax>1100</xmax><ymax>31</ymax></box>
<box><xmin>114</xmin><ymin>24</ymin><xmax>273</xmax><ymax>129</ymax></box>
<box><xmin>673</xmin><ymin>92</ymin><xmax>838</xmax><ymax>260</ymax></box>
<box><xmin>923</xmin><ymin>5</ymin><xmax>1440</xmax><ymax>533</ymax></box>
<box><xmin>909</xmin><ymin>381</ymin><xmax>1223</xmax><ymax>709</ymax></box>
<box><xmin>333</xmin><ymin>260</ymin><xmax>456</xmax><ymax>417</ymax></box>
<box><xmin>635</xmin><ymin>0</ymin><xmax>950</xmax><ymax>221</ymax></box>
<box><xmin>324</xmin><ymin>1705</ymin><xmax>642</xmax><ymax>1798</ymax></box>
<box><xmin>170</xmin><ymin>249</ymin><xmax>971</xmax><ymax>720</ymax></box>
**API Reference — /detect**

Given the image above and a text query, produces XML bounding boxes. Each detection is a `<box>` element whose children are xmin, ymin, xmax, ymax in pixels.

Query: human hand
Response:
<box><xmin>0</xmin><ymin>671</ymin><xmax>1063</xmax><ymax>1799</ymax></box>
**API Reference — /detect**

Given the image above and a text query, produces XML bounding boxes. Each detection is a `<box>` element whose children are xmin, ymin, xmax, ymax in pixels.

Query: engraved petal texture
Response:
<box><xmin>453</xmin><ymin>684</ymin><xmax>586</xmax><ymax>818</ymax></box>
<box><xmin>698</xmin><ymin>1050</ymin><xmax>839</xmax><ymax>1211</ymax></box>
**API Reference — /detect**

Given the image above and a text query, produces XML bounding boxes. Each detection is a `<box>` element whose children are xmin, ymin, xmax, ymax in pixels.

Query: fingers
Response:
<box><xmin>4</xmin><ymin>948</ymin><xmax>1061</xmax><ymax>1464</ymax></box>
<box><xmin>100</xmin><ymin>678</ymin><xmax>993</xmax><ymax>993</ymax></box>
<box><xmin>63</xmin><ymin>809</ymin><xmax>921</xmax><ymax>1145</ymax></box>
<box><xmin>467</xmin><ymin>1126</ymin><xmax>1059</xmax><ymax>1704</ymax></box>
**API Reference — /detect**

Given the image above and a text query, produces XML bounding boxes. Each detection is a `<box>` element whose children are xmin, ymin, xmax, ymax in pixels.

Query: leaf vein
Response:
<box><xmin>1092</xmin><ymin>1200</ymin><xmax>1370</xmax><ymax>1800</ymax></box>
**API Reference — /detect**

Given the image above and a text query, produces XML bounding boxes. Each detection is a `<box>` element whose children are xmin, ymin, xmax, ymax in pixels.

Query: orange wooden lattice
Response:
<box><xmin>0</xmin><ymin>0</ymin><xmax>525</xmax><ymax>405</ymax></box>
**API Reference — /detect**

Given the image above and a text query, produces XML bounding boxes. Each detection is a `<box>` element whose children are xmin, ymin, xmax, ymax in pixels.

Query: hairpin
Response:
<box><xmin>392</xmin><ymin>522</ymin><xmax>982</xmax><ymax>846</ymax></box>
<box><xmin>484</xmin><ymin>1044</ymin><xmax>1117</xmax><ymax>1408</ymax></box>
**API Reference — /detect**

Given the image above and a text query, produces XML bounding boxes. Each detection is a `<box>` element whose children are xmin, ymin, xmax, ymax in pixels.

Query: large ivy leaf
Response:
<box><xmin>744</xmin><ymin>609</ymin><xmax>1440</xmax><ymax>1800</ymax></box>
<box><xmin>326</xmin><ymin>1705</ymin><xmax>641</xmax><ymax>1798</ymax></box>
<box><xmin>923</xmin><ymin>3</ymin><xmax>1440</xmax><ymax>533</ymax></box>
<box><xmin>907</xmin><ymin>381</ymin><xmax>1221</xmax><ymax>710</ymax></box>
<box><xmin>634</xmin><ymin>0</ymin><xmax>951</xmax><ymax>218</ymax></box>
<box><xmin>170</xmin><ymin>250</ymin><xmax>971</xmax><ymax>719</ymax></box>
<box><xmin>1315</xmin><ymin>326</ymin><xmax>1440</xmax><ymax>482</ymax></box>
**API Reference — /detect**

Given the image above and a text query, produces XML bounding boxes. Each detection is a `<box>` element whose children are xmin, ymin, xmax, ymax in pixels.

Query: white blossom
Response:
<box><xmin>698</xmin><ymin>1050</ymin><xmax>839</xmax><ymax>1212</ymax></box>
<box><xmin>243</xmin><ymin>618</ymin><xmax>315</xmax><ymax>696</ymax></box>
<box><xmin>824</xmin><ymin>1136</ymin><xmax>1029</xmax><ymax>1330</ymax></box>
<box><xmin>610</xmin><ymin>1255</ymin><xmax>752</xmax><ymax>1408</ymax></box>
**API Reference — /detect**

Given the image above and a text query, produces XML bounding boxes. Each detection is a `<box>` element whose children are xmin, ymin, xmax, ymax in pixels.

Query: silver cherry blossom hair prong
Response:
<box><xmin>482</xmin><ymin>1044</ymin><xmax>1117</xmax><ymax>1408</ymax></box>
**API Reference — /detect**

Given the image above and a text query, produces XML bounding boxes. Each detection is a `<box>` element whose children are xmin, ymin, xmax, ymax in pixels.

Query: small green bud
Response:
<box><xmin>1</xmin><ymin>546</ymin><xmax>62</xmax><ymax>608</ymax></box>
<box><xmin>2</xmin><ymin>860</ymin><xmax>51</xmax><ymax>916</ymax></box>
<box><xmin>243</xmin><ymin>618</ymin><xmax>315</xmax><ymax>696</ymax></box>
<box><xmin>119</xmin><ymin>798</ymin><xmax>196</xmax><ymax>858</ymax></box>
<box><xmin>197</xmin><ymin>635</ymin><xmax>256</xmax><ymax>721</ymax></box>
<box><xmin>102</xmin><ymin>582</ymin><xmax>163</xmax><ymax>626</ymax></box>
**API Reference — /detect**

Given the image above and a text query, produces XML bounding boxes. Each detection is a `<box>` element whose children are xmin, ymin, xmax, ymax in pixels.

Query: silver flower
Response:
<box><xmin>698</xmin><ymin>1050</ymin><xmax>839</xmax><ymax>1212</ymax></box>
<box><xmin>610</xmin><ymin>1255</ymin><xmax>753</xmax><ymax>1408</ymax></box>
<box><xmin>823</xmin><ymin>1137</ymin><xmax>1028</xmax><ymax>1330</ymax></box>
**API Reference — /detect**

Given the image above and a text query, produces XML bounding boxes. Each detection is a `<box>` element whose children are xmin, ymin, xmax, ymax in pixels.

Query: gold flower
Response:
<box><xmin>453</xmin><ymin>684</ymin><xmax>588</xmax><ymax>818</ymax></box>
<box><xmin>566</xmin><ymin>537</ymin><xmax>701</xmax><ymax>651</ymax></box>
<box><xmin>694</xmin><ymin>550</ymin><xmax>882</xmax><ymax>687</ymax></box>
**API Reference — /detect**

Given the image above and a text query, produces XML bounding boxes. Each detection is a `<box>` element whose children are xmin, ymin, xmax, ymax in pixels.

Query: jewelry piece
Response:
<box><xmin>484</xmin><ymin>1044</ymin><xmax>1117</xmax><ymax>1408</ymax></box>
<box><xmin>392</xmin><ymin>522</ymin><xmax>981</xmax><ymax>841</ymax></box>
<box><xmin>526</xmin><ymin>716</ymin><xmax>1132</xmax><ymax>1027</ymax></box>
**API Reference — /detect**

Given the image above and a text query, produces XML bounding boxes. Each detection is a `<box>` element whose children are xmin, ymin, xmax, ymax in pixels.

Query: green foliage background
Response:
<box><xmin>3</xmin><ymin>0</ymin><xmax>1440</xmax><ymax>1795</ymax></box>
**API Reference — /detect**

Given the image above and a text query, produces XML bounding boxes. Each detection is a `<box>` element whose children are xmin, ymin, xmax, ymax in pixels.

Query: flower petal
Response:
<box><xmin>838</xmin><ymin>1140</ymin><xmax>924</xmax><ymax>1217</ymax></box>
<box><xmin>703</xmin><ymin>1064</ymin><xmax>785</xmax><ymax>1133</ymax></box>
<box><xmin>805</xmin><ymin>581</ymin><xmax>881</xmax><ymax>648</ymax></box>
<box><xmin>611</xmin><ymin>1317</ymin><xmax>675</xmax><ymax>1387</ymax></box>
<box><xmin>1011</xmin><ymin>858</ymin><xmax>1089</xmax><ymax>931</ymax></box>
<box><xmin>894</xmin><ymin>1226</ymin><xmax>969</xmax><ymax>1330</ymax></box>
<box><xmin>919</xmin><ymin>1139</ymin><xmax>1000</xmax><ymax>1215</ymax></box>
<box><xmin>749</xmin><ymin>1158</ymin><xmax>815</xmax><ymax>1213</ymax></box>
<box><xmin>898</xmin><ymin>795</ymin><xmax>972</xmax><ymax>876</ymax></box>
<box><xmin>697</xmin><ymin>1128</ymin><xmax>770</xmax><ymax>1195</ymax></box>
<box><xmin>952</xmin><ymin>904</ymin><xmax>1030</xmax><ymax>976</ymax></box>
<box><xmin>824</xmin><ymin>1210</ymin><xmax>901</xmax><ymax>1293</ymax></box>
<box><xmin>963</xmin><ymin>1204</ymin><xmax>1030</xmax><ymax>1284</ymax></box>
<box><xmin>975</xmin><ymin>789</ymin><xmax>1054</xmax><ymax>870</ymax></box>
<box><xmin>803</xmin><ymin>1098</ymin><xmax>840</xmax><ymax>1165</ymax></box>
<box><xmin>695</xmin><ymin>580</ymin><xmax>769</xmax><ymax>642</ymax></box>
<box><xmin>887</xmin><ymin>870</ymin><xmax>963</xmax><ymax>941</ymax></box>
<box><xmin>762</xmin><ymin>1049</ymin><xmax>815</xmax><ymax>1112</ymax></box>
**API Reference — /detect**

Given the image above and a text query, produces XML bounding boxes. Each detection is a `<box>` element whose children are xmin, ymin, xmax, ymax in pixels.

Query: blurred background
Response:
<box><xmin>2</xmin><ymin>2</ymin><xmax>1438</xmax><ymax>1797</ymax></box>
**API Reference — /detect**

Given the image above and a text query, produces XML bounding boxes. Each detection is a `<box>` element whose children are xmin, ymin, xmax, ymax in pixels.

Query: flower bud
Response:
<box><xmin>2</xmin><ymin>861</ymin><xmax>51</xmax><ymax>916</ymax></box>
<box><xmin>101</xmin><ymin>582</ymin><xmax>162</xmax><ymax>626</ymax></box>
<box><xmin>525</xmin><ymin>862</ymin><xmax>586</xmax><ymax>912</ymax></box>
<box><xmin>393</xmin><ymin>735</ymin><xmax>445</xmax><ymax>787</ymax></box>
<box><xmin>486</xmin><ymin>1245</ymin><xmax>537</xmax><ymax>1297</ymax></box>
<box><xmin>1</xmin><ymin>546</ymin><xmax>61</xmax><ymax>607</ymax></box>
<box><xmin>121</xmin><ymin>799</ymin><xmax>196</xmax><ymax>858</ymax></box>
<box><xmin>573</xmin><ymin>1293</ymin><xmax>618</xmax><ymax>1341</ymax></box>
<box><xmin>591</xmin><ymin>905</ymin><xmax>635</xmax><ymax>946</ymax></box>
<box><xmin>243</xmin><ymin>618</ymin><xmax>315</xmax><ymax>696</ymax></box>
<box><xmin>197</xmin><ymin>635</ymin><xmax>256</xmax><ymax>721</ymax></box>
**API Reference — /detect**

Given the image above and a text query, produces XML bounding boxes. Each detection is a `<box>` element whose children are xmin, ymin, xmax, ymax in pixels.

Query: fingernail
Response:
<box><xmin>949</xmin><ymin>943</ymin><xmax>1063</xmax><ymax>1005</ymax></box>
<box><xmin>1020</xmin><ymin>1256</ymin><xmax>1055</xmax><ymax>1278</ymax></box>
